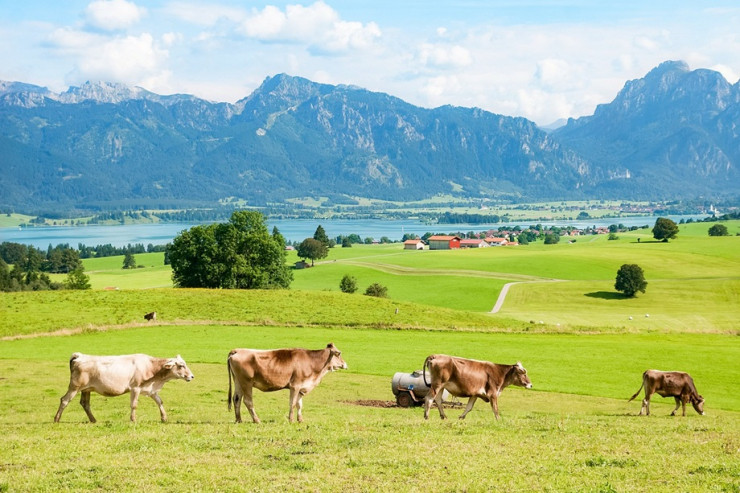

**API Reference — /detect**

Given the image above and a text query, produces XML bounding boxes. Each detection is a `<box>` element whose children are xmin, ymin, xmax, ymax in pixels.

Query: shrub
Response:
<box><xmin>708</xmin><ymin>224</ymin><xmax>729</xmax><ymax>237</ymax></box>
<box><xmin>340</xmin><ymin>274</ymin><xmax>358</xmax><ymax>294</ymax></box>
<box><xmin>364</xmin><ymin>283</ymin><xmax>388</xmax><ymax>298</ymax></box>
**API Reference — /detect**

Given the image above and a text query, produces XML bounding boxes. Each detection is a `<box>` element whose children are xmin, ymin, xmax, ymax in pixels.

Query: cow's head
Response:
<box><xmin>691</xmin><ymin>394</ymin><xmax>705</xmax><ymax>415</ymax></box>
<box><xmin>512</xmin><ymin>362</ymin><xmax>532</xmax><ymax>389</ymax></box>
<box><xmin>164</xmin><ymin>355</ymin><xmax>195</xmax><ymax>382</ymax></box>
<box><xmin>326</xmin><ymin>343</ymin><xmax>348</xmax><ymax>371</ymax></box>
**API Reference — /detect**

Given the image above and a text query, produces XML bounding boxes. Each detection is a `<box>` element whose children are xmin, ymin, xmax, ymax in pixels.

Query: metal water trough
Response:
<box><xmin>391</xmin><ymin>370</ymin><xmax>449</xmax><ymax>407</ymax></box>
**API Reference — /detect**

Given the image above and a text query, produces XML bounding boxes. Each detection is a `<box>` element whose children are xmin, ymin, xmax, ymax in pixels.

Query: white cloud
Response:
<box><xmin>163</xmin><ymin>1</ymin><xmax>246</xmax><ymax>27</ymax></box>
<box><xmin>85</xmin><ymin>0</ymin><xmax>146</xmax><ymax>31</ymax></box>
<box><xmin>48</xmin><ymin>28</ymin><xmax>168</xmax><ymax>85</ymax></box>
<box><xmin>238</xmin><ymin>1</ymin><xmax>381</xmax><ymax>54</ymax></box>
<box><xmin>418</xmin><ymin>43</ymin><xmax>472</xmax><ymax>69</ymax></box>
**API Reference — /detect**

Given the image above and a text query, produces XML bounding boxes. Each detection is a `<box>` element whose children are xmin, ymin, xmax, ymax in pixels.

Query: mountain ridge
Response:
<box><xmin>1</xmin><ymin>61</ymin><xmax>738</xmax><ymax>212</ymax></box>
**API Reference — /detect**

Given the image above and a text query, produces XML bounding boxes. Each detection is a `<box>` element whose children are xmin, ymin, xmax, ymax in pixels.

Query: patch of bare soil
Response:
<box><xmin>344</xmin><ymin>400</ymin><xmax>398</xmax><ymax>408</ymax></box>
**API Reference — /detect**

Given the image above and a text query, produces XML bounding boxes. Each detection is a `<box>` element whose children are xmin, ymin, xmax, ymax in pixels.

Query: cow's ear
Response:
<box><xmin>327</xmin><ymin>343</ymin><xmax>334</xmax><ymax>348</ymax></box>
<box><xmin>164</xmin><ymin>359</ymin><xmax>175</xmax><ymax>369</ymax></box>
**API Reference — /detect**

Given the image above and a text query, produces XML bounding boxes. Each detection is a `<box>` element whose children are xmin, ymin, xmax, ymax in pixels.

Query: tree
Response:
<box><xmin>543</xmin><ymin>233</ymin><xmax>560</xmax><ymax>244</ymax></box>
<box><xmin>341</xmin><ymin>237</ymin><xmax>352</xmax><ymax>248</ymax></box>
<box><xmin>339</xmin><ymin>274</ymin><xmax>358</xmax><ymax>294</ymax></box>
<box><xmin>123</xmin><ymin>252</ymin><xmax>137</xmax><ymax>269</ymax></box>
<box><xmin>65</xmin><ymin>267</ymin><xmax>91</xmax><ymax>290</ymax></box>
<box><xmin>296</xmin><ymin>238</ymin><xmax>328</xmax><ymax>266</ymax></box>
<box><xmin>168</xmin><ymin>210</ymin><xmax>293</xmax><ymax>289</ymax></box>
<box><xmin>364</xmin><ymin>282</ymin><xmax>388</xmax><ymax>298</ymax></box>
<box><xmin>652</xmin><ymin>217</ymin><xmax>679</xmax><ymax>242</ymax></box>
<box><xmin>313</xmin><ymin>225</ymin><xmax>330</xmax><ymax>248</ymax></box>
<box><xmin>615</xmin><ymin>264</ymin><xmax>648</xmax><ymax>297</ymax></box>
<box><xmin>708</xmin><ymin>224</ymin><xmax>729</xmax><ymax>237</ymax></box>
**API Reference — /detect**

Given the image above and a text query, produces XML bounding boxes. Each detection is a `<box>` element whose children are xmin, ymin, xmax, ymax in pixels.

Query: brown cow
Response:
<box><xmin>227</xmin><ymin>343</ymin><xmax>347</xmax><ymax>423</ymax></box>
<box><xmin>54</xmin><ymin>353</ymin><xmax>194</xmax><ymax>423</ymax></box>
<box><xmin>423</xmin><ymin>354</ymin><xmax>532</xmax><ymax>420</ymax></box>
<box><xmin>629</xmin><ymin>369</ymin><xmax>705</xmax><ymax>416</ymax></box>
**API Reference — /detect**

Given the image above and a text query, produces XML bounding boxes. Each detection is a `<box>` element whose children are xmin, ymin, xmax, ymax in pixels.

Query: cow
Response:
<box><xmin>227</xmin><ymin>343</ymin><xmax>347</xmax><ymax>423</ymax></box>
<box><xmin>144</xmin><ymin>311</ymin><xmax>157</xmax><ymax>321</ymax></box>
<box><xmin>423</xmin><ymin>354</ymin><xmax>532</xmax><ymax>421</ymax></box>
<box><xmin>54</xmin><ymin>353</ymin><xmax>194</xmax><ymax>423</ymax></box>
<box><xmin>629</xmin><ymin>369</ymin><xmax>705</xmax><ymax>416</ymax></box>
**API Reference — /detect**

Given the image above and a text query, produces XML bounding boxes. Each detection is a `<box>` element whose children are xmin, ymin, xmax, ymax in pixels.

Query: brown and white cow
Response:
<box><xmin>423</xmin><ymin>354</ymin><xmax>532</xmax><ymax>420</ymax></box>
<box><xmin>54</xmin><ymin>353</ymin><xmax>194</xmax><ymax>423</ymax></box>
<box><xmin>227</xmin><ymin>343</ymin><xmax>347</xmax><ymax>423</ymax></box>
<box><xmin>629</xmin><ymin>369</ymin><xmax>705</xmax><ymax>416</ymax></box>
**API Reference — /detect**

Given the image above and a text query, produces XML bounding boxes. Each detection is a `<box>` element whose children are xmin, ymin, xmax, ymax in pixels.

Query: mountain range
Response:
<box><xmin>1</xmin><ymin>60</ymin><xmax>738</xmax><ymax>213</ymax></box>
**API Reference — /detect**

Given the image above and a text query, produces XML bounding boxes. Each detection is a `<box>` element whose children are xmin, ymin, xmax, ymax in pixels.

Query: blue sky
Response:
<box><xmin>1</xmin><ymin>1</ymin><xmax>738</xmax><ymax>124</ymax></box>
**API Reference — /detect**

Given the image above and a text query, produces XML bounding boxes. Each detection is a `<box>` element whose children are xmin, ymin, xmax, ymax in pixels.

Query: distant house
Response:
<box><xmin>427</xmin><ymin>235</ymin><xmax>461</xmax><ymax>250</ymax></box>
<box><xmin>485</xmin><ymin>237</ymin><xmax>508</xmax><ymax>246</ymax></box>
<box><xmin>459</xmin><ymin>238</ymin><xmax>488</xmax><ymax>248</ymax></box>
<box><xmin>403</xmin><ymin>239</ymin><xmax>425</xmax><ymax>250</ymax></box>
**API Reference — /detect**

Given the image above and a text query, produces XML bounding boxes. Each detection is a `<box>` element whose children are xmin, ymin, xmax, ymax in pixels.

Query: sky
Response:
<box><xmin>1</xmin><ymin>1</ymin><xmax>739</xmax><ymax>125</ymax></box>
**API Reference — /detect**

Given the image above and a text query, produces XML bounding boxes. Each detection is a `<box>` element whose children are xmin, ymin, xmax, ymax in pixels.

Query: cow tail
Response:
<box><xmin>628</xmin><ymin>372</ymin><xmax>646</xmax><ymax>402</ymax></box>
<box><xmin>227</xmin><ymin>354</ymin><xmax>233</xmax><ymax>411</ymax></box>
<box><xmin>69</xmin><ymin>352</ymin><xmax>82</xmax><ymax>371</ymax></box>
<box><xmin>423</xmin><ymin>355</ymin><xmax>433</xmax><ymax>387</ymax></box>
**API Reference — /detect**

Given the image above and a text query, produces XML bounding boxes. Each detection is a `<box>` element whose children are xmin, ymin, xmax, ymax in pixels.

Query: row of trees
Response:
<box><xmin>0</xmin><ymin>242</ymin><xmax>90</xmax><ymax>292</ymax></box>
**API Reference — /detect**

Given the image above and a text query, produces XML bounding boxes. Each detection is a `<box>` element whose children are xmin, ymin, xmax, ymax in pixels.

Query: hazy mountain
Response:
<box><xmin>0</xmin><ymin>61</ymin><xmax>737</xmax><ymax>212</ymax></box>
<box><xmin>554</xmin><ymin>60</ymin><xmax>740</xmax><ymax>199</ymax></box>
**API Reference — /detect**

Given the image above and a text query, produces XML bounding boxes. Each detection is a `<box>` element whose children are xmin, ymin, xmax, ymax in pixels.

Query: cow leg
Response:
<box><xmin>670</xmin><ymin>397</ymin><xmax>681</xmax><ymax>416</ymax></box>
<box><xmin>151</xmin><ymin>393</ymin><xmax>167</xmax><ymax>422</ymax></box>
<box><xmin>640</xmin><ymin>394</ymin><xmax>651</xmax><ymax>416</ymax></box>
<box><xmin>242</xmin><ymin>385</ymin><xmax>260</xmax><ymax>424</ymax></box>
<box><xmin>54</xmin><ymin>388</ymin><xmax>78</xmax><ymax>423</ymax></box>
<box><xmin>232</xmin><ymin>390</ymin><xmax>243</xmax><ymax>423</ymax></box>
<box><xmin>296</xmin><ymin>395</ymin><xmax>304</xmax><ymax>423</ymax></box>
<box><xmin>129</xmin><ymin>389</ymin><xmax>141</xmax><ymax>422</ymax></box>
<box><xmin>459</xmin><ymin>396</ymin><xmax>478</xmax><ymax>420</ymax></box>
<box><xmin>288</xmin><ymin>388</ymin><xmax>301</xmax><ymax>423</ymax></box>
<box><xmin>490</xmin><ymin>395</ymin><xmax>500</xmax><ymax>420</ymax></box>
<box><xmin>54</xmin><ymin>386</ymin><xmax>78</xmax><ymax>422</ymax></box>
<box><xmin>434</xmin><ymin>388</ymin><xmax>447</xmax><ymax>419</ymax></box>
<box><xmin>79</xmin><ymin>391</ymin><xmax>97</xmax><ymax>423</ymax></box>
<box><xmin>423</xmin><ymin>391</ymin><xmax>434</xmax><ymax>420</ymax></box>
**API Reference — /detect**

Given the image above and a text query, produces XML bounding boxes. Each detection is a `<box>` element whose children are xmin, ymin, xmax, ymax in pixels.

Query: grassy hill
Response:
<box><xmin>1</xmin><ymin>220</ymin><xmax>737</xmax><ymax>491</ymax></box>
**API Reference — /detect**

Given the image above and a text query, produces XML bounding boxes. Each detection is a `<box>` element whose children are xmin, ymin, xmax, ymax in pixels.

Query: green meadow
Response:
<box><xmin>1</xmin><ymin>220</ymin><xmax>738</xmax><ymax>491</ymax></box>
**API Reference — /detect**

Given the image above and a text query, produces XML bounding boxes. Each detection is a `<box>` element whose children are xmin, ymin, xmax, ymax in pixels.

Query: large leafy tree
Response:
<box><xmin>296</xmin><ymin>238</ymin><xmax>328</xmax><ymax>266</ymax></box>
<box><xmin>614</xmin><ymin>264</ymin><xmax>648</xmax><ymax>297</ymax></box>
<box><xmin>707</xmin><ymin>224</ymin><xmax>729</xmax><ymax>236</ymax></box>
<box><xmin>168</xmin><ymin>210</ymin><xmax>293</xmax><ymax>289</ymax></box>
<box><xmin>652</xmin><ymin>217</ymin><xmax>679</xmax><ymax>242</ymax></box>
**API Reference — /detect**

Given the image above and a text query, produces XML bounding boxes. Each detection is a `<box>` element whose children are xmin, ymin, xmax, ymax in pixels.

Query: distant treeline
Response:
<box><xmin>432</xmin><ymin>212</ymin><xmax>510</xmax><ymax>224</ymax></box>
<box><xmin>77</xmin><ymin>243</ymin><xmax>166</xmax><ymax>258</ymax></box>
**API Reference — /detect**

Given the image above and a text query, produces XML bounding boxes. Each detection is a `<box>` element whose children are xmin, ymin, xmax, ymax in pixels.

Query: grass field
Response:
<box><xmin>0</xmin><ymin>219</ymin><xmax>738</xmax><ymax>491</ymax></box>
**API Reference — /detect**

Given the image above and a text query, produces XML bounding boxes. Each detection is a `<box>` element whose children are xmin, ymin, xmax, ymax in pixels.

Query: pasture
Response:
<box><xmin>1</xmin><ymin>219</ymin><xmax>738</xmax><ymax>490</ymax></box>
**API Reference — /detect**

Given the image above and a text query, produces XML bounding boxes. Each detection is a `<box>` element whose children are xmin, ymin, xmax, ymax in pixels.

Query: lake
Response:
<box><xmin>0</xmin><ymin>215</ymin><xmax>708</xmax><ymax>249</ymax></box>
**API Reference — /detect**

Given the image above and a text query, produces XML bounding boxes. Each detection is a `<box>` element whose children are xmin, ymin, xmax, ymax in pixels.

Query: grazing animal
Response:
<box><xmin>629</xmin><ymin>369</ymin><xmax>705</xmax><ymax>416</ymax></box>
<box><xmin>144</xmin><ymin>311</ymin><xmax>157</xmax><ymax>321</ymax></box>
<box><xmin>54</xmin><ymin>353</ymin><xmax>194</xmax><ymax>423</ymax></box>
<box><xmin>227</xmin><ymin>343</ymin><xmax>347</xmax><ymax>423</ymax></box>
<box><xmin>423</xmin><ymin>354</ymin><xmax>532</xmax><ymax>420</ymax></box>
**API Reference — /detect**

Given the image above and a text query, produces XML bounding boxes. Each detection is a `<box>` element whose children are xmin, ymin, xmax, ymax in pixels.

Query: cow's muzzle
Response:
<box><xmin>525</xmin><ymin>383</ymin><xmax>533</xmax><ymax>389</ymax></box>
